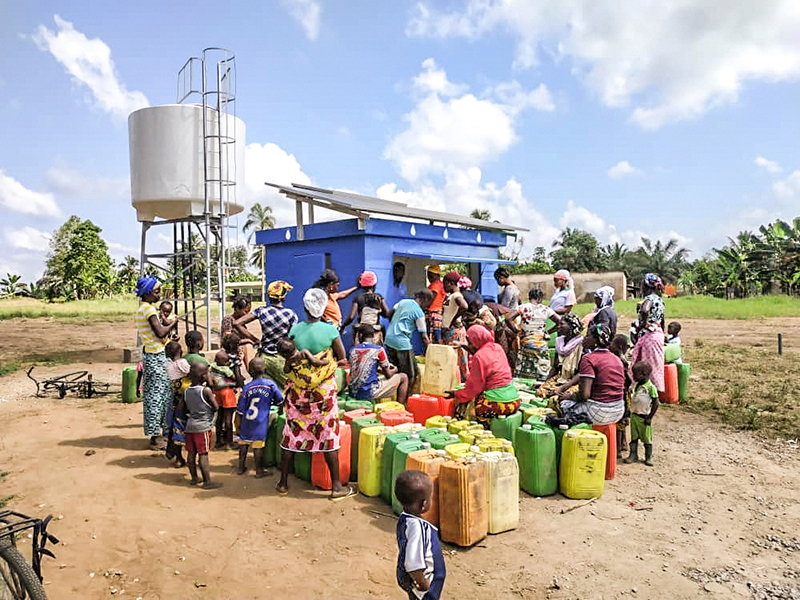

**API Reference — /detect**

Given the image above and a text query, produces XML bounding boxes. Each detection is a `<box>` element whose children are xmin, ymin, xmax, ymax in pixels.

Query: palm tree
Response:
<box><xmin>243</xmin><ymin>203</ymin><xmax>276</xmax><ymax>301</ymax></box>
<box><xmin>470</xmin><ymin>208</ymin><xmax>492</xmax><ymax>221</ymax></box>
<box><xmin>0</xmin><ymin>273</ymin><xmax>27</xmax><ymax>298</ymax></box>
<box><xmin>602</xmin><ymin>243</ymin><xmax>630</xmax><ymax>272</ymax></box>
<box><xmin>629</xmin><ymin>238</ymin><xmax>690</xmax><ymax>284</ymax></box>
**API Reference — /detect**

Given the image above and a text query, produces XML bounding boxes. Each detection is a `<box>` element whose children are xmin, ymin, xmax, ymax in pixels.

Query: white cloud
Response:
<box><xmin>4</xmin><ymin>227</ymin><xmax>51</xmax><ymax>252</ymax></box>
<box><xmin>772</xmin><ymin>169</ymin><xmax>800</xmax><ymax>200</ymax></box>
<box><xmin>0</xmin><ymin>170</ymin><xmax>61</xmax><ymax>218</ymax></box>
<box><xmin>607</xmin><ymin>160</ymin><xmax>643</xmax><ymax>180</ymax></box>
<box><xmin>384</xmin><ymin>59</ymin><xmax>553</xmax><ymax>182</ymax></box>
<box><xmin>413</xmin><ymin>58</ymin><xmax>469</xmax><ymax>97</ymax></box>
<box><xmin>407</xmin><ymin>1</ymin><xmax>800</xmax><ymax>129</ymax></box>
<box><xmin>281</xmin><ymin>0</ymin><xmax>322</xmax><ymax>41</ymax></box>
<box><xmin>755</xmin><ymin>155</ymin><xmax>783</xmax><ymax>175</ymax></box>
<box><xmin>46</xmin><ymin>162</ymin><xmax>128</xmax><ymax>199</ymax></box>
<box><xmin>32</xmin><ymin>15</ymin><xmax>149</xmax><ymax>119</ymax></box>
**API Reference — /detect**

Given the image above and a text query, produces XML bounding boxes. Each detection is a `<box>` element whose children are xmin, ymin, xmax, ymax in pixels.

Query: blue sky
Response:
<box><xmin>1</xmin><ymin>0</ymin><xmax>800</xmax><ymax>282</ymax></box>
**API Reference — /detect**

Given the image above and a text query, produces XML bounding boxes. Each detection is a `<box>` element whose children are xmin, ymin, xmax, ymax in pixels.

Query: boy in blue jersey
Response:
<box><xmin>236</xmin><ymin>357</ymin><xmax>283</xmax><ymax>478</ymax></box>
<box><xmin>395</xmin><ymin>470</ymin><xmax>446</xmax><ymax>600</ymax></box>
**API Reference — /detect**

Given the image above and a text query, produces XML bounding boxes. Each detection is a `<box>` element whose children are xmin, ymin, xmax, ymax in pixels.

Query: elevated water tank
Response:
<box><xmin>128</xmin><ymin>104</ymin><xmax>246</xmax><ymax>222</ymax></box>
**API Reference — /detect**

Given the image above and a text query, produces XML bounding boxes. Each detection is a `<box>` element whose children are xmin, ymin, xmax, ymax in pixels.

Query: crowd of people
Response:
<box><xmin>134</xmin><ymin>267</ymin><xmax>676</xmax><ymax>491</ymax></box>
<box><xmin>133</xmin><ymin>265</ymin><xmax>682</xmax><ymax>599</ymax></box>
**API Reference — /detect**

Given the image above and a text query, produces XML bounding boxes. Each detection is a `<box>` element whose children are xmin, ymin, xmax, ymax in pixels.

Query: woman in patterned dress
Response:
<box><xmin>276</xmin><ymin>288</ymin><xmax>354</xmax><ymax>500</ymax></box>
<box><xmin>631</xmin><ymin>273</ymin><xmax>666</xmax><ymax>393</ymax></box>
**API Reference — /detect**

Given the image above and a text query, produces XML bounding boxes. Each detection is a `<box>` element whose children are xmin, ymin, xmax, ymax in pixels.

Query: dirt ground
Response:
<box><xmin>2</xmin><ymin>320</ymin><xmax>800</xmax><ymax>600</ymax></box>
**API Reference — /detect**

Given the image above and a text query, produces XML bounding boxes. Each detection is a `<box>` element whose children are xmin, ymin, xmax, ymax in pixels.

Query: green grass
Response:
<box><xmin>0</xmin><ymin>496</ymin><xmax>12</xmax><ymax>510</ymax></box>
<box><xmin>572</xmin><ymin>295</ymin><xmax>800</xmax><ymax>320</ymax></box>
<box><xmin>0</xmin><ymin>362</ymin><xmax>21</xmax><ymax>377</ymax></box>
<box><xmin>0</xmin><ymin>297</ymin><xmax>138</xmax><ymax>321</ymax></box>
<box><xmin>682</xmin><ymin>340</ymin><xmax>800</xmax><ymax>438</ymax></box>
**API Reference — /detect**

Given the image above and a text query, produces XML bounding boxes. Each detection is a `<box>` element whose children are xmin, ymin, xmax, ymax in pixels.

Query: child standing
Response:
<box><xmin>211</xmin><ymin>349</ymin><xmax>239</xmax><ymax>450</ymax></box>
<box><xmin>666</xmin><ymin>321</ymin><xmax>682</xmax><ymax>345</ymax></box>
<box><xmin>164</xmin><ymin>341</ymin><xmax>190</xmax><ymax>467</ymax></box>
<box><xmin>610</xmin><ymin>334</ymin><xmax>632</xmax><ymax>457</ymax></box>
<box><xmin>624</xmin><ymin>361</ymin><xmax>660</xmax><ymax>467</ymax></box>
<box><xmin>395</xmin><ymin>470</ymin><xmax>446</xmax><ymax>600</ymax></box>
<box><xmin>236</xmin><ymin>357</ymin><xmax>283</xmax><ymax>478</ymax></box>
<box><xmin>179</xmin><ymin>362</ymin><xmax>222</xmax><ymax>489</ymax></box>
<box><xmin>348</xmin><ymin>324</ymin><xmax>409</xmax><ymax>404</ymax></box>
<box><xmin>425</xmin><ymin>266</ymin><xmax>445</xmax><ymax>343</ymax></box>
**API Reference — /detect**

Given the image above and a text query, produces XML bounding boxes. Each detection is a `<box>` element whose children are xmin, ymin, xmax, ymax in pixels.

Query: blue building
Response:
<box><xmin>256</xmin><ymin>183</ymin><xmax>527</xmax><ymax>345</ymax></box>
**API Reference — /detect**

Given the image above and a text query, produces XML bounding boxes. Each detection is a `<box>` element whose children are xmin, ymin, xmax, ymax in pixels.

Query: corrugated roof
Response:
<box><xmin>265</xmin><ymin>181</ymin><xmax>528</xmax><ymax>233</ymax></box>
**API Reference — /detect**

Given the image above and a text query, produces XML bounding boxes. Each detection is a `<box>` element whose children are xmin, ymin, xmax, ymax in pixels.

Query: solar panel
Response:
<box><xmin>264</xmin><ymin>181</ymin><xmax>528</xmax><ymax>232</ymax></box>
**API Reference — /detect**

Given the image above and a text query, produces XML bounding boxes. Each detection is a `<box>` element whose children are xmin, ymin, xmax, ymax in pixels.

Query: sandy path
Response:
<box><xmin>1</xmin><ymin>362</ymin><xmax>798</xmax><ymax>600</ymax></box>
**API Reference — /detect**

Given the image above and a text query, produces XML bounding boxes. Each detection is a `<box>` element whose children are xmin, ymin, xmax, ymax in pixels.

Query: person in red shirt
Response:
<box><xmin>445</xmin><ymin>325</ymin><xmax>520</xmax><ymax>427</ymax></box>
<box><xmin>425</xmin><ymin>265</ymin><xmax>445</xmax><ymax>343</ymax></box>
<box><xmin>559</xmin><ymin>323</ymin><xmax>626</xmax><ymax>425</ymax></box>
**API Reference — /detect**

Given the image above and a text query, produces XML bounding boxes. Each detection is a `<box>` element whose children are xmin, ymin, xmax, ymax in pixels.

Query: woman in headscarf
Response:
<box><xmin>135</xmin><ymin>276</ymin><xmax>179</xmax><ymax>450</ymax></box>
<box><xmin>506</xmin><ymin>288</ymin><xmax>561</xmax><ymax>382</ymax></box>
<box><xmin>478</xmin><ymin>295</ymin><xmax>519</xmax><ymax>369</ymax></box>
<box><xmin>631</xmin><ymin>273</ymin><xmax>666</xmax><ymax>393</ymax></box>
<box><xmin>277</xmin><ymin>288</ymin><xmax>352</xmax><ymax>500</ymax></box>
<box><xmin>537</xmin><ymin>312</ymin><xmax>585</xmax><ymax>398</ymax></box>
<box><xmin>446</xmin><ymin>325</ymin><xmax>520</xmax><ymax>427</ymax></box>
<box><xmin>588</xmin><ymin>285</ymin><xmax>618</xmax><ymax>336</ymax></box>
<box><xmin>315</xmin><ymin>269</ymin><xmax>358</xmax><ymax>328</ymax></box>
<box><xmin>233</xmin><ymin>280</ymin><xmax>298</xmax><ymax>388</ymax></box>
<box><xmin>550</xmin><ymin>269</ymin><xmax>577</xmax><ymax>315</ymax></box>
<box><xmin>441</xmin><ymin>271</ymin><xmax>470</xmax><ymax>381</ymax></box>
<box><xmin>559</xmin><ymin>323</ymin><xmax>626</xmax><ymax>425</ymax></box>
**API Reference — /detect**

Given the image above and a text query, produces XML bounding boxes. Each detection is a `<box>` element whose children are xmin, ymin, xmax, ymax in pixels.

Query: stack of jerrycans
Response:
<box><xmin>439</xmin><ymin>457</ymin><xmax>488</xmax><ymax>547</ymax></box>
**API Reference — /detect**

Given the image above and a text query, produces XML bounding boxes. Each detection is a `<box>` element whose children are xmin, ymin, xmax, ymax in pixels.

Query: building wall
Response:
<box><xmin>512</xmin><ymin>271</ymin><xmax>628</xmax><ymax>303</ymax></box>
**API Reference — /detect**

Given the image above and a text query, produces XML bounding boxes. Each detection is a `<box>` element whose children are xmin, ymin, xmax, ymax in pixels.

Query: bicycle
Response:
<box><xmin>0</xmin><ymin>511</ymin><xmax>59</xmax><ymax>600</ymax></box>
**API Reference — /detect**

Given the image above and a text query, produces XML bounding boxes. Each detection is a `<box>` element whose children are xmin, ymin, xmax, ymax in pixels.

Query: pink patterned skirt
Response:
<box><xmin>631</xmin><ymin>328</ymin><xmax>665</xmax><ymax>392</ymax></box>
<box><xmin>281</xmin><ymin>375</ymin><xmax>340</xmax><ymax>453</ymax></box>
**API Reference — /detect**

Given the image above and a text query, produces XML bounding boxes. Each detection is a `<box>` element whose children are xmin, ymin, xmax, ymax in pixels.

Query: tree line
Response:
<box><xmin>472</xmin><ymin>208</ymin><xmax>800</xmax><ymax>297</ymax></box>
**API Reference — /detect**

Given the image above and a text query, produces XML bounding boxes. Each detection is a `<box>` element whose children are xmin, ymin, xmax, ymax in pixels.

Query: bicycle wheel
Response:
<box><xmin>0</xmin><ymin>539</ymin><xmax>47</xmax><ymax>600</ymax></box>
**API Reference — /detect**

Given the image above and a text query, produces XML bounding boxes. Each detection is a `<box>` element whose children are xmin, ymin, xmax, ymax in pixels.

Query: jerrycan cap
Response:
<box><xmin>411</xmin><ymin>433</ymin><xmax>420</xmax><ymax>439</ymax></box>
<box><xmin>522</xmin><ymin>424</ymin><xmax>532</xmax><ymax>430</ymax></box>
<box><xmin>469</xmin><ymin>420</ymin><xmax>478</xmax><ymax>425</ymax></box>
<box><xmin>566</xmin><ymin>431</ymin><xmax>577</xmax><ymax>438</ymax></box>
<box><xmin>469</xmin><ymin>445</ymin><xmax>480</xmax><ymax>453</ymax></box>
<box><xmin>499</xmin><ymin>414</ymin><xmax>507</xmax><ymax>419</ymax></box>
<box><xmin>339</xmin><ymin>420</ymin><xmax>346</xmax><ymax>425</ymax></box>
<box><xmin>438</xmin><ymin>427</ymin><xmax>447</xmax><ymax>433</ymax></box>
<box><xmin>559</xmin><ymin>424</ymin><xmax>569</xmax><ymax>430</ymax></box>
<box><xmin>421</xmin><ymin>442</ymin><xmax>431</xmax><ymax>449</ymax></box>
<box><xmin>449</xmin><ymin>435</ymin><xmax>459</xmax><ymax>440</ymax></box>
<box><xmin>436</xmin><ymin>450</ymin><xmax>446</xmax><ymax>457</ymax></box>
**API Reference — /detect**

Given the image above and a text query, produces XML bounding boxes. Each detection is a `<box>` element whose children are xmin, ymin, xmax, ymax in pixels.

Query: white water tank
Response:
<box><xmin>128</xmin><ymin>104</ymin><xmax>246</xmax><ymax>222</ymax></box>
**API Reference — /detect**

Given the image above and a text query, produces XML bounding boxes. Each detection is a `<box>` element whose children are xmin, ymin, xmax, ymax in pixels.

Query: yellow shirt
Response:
<box><xmin>136</xmin><ymin>302</ymin><xmax>165</xmax><ymax>354</ymax></box>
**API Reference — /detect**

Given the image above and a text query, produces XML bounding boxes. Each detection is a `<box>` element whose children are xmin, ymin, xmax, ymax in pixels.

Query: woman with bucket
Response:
<box><xmin>276</xmin><ymin>288</ymin><xmax>354</xmax><ymax>500</ymax></box>
<box><xmin>232</xmin><ymin>280</ymin><xmax>298</xmax><ymax>388</ymax></box>
<box><xmin>135</xmin><ymin>276</ymin><xmax>179</xmax><ymax>450</ymax></box>
<box><xmin>631</xmin><ymin>273</ymin><xmax>666</xmax><ymax>393</ymax></box>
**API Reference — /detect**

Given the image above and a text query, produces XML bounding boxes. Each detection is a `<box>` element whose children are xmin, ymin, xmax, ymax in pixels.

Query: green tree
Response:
<box><xmin>243</xmin><ymin>202</ymin><xmax>276</xmax><ymax>270</ymax></box>
<box><xmin>116</xmin><ymin>256</ymin><xmax>140</xmax><ymax>294</ymax></box>
<box><xmin>0</xmin><ymin>273</ymin><xmax>27</xmax><ymax>297</ymax></box>
<box><xmin>627</xmin><ymin>237</ymin><xmax>690</xmax><ymax>284</ymax></box>
<box><xmin>602</xmin><ymin>243</ymin><xmax>630</xmax><ymax>272</ymax></box>
<box><xmin>470</xmin><ymin>208</ymin><xmax>492</xmax><ymax>221</ymax></box>
<box><xmin>39</xmin><ymin>215</ymin><xmax>82</xmax><ymax>297</ymax></box>
<box><xmin>62</xmin><ymin>220</ymin><xmax>114</xmax><ymax>299</ymax></box>
<box><xmin>550</xmin><ymin>228</ymin><xmax>606</xmax><ymax>272</ymax></box>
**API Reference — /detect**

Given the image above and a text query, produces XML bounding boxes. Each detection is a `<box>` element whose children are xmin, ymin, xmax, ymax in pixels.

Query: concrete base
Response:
<box><xmin>123</xmin><ymin>347</ymin><xmax>142</xmax><ymax>364</ymax></box>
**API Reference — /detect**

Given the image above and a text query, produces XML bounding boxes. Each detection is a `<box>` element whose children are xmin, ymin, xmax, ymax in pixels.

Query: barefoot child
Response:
<box><xmin>179</xmin><ymin>362</ymin><xmax>222</xmax><ymax>489</ymax></box>
<box><xmin>277</xmin><ymin>337</ymin><xmax>331</xmax><ymax>373</ymax></box>
<box><xmin>236</xmin><ymin>357</ymin><xmax>283</xmax><ymax>478</ymax></box>
<box><xmin>395</xmin><ymin>470</ymin><xmax>446</xmax><ymax>600</ymax></box>
<box><xmin>164</xmin><ymin>341</ymin><xmax>190</xmax><ymax>467</ymax></box>
<box><xmin>211</xmin><ymin>349</ymin><xmax>239</xmax><ymax>450</ymax></box>
<box><xmin>624</xmin><ymin>361</ymin><xmax>660</xmax><ymax>467</ymax></box>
